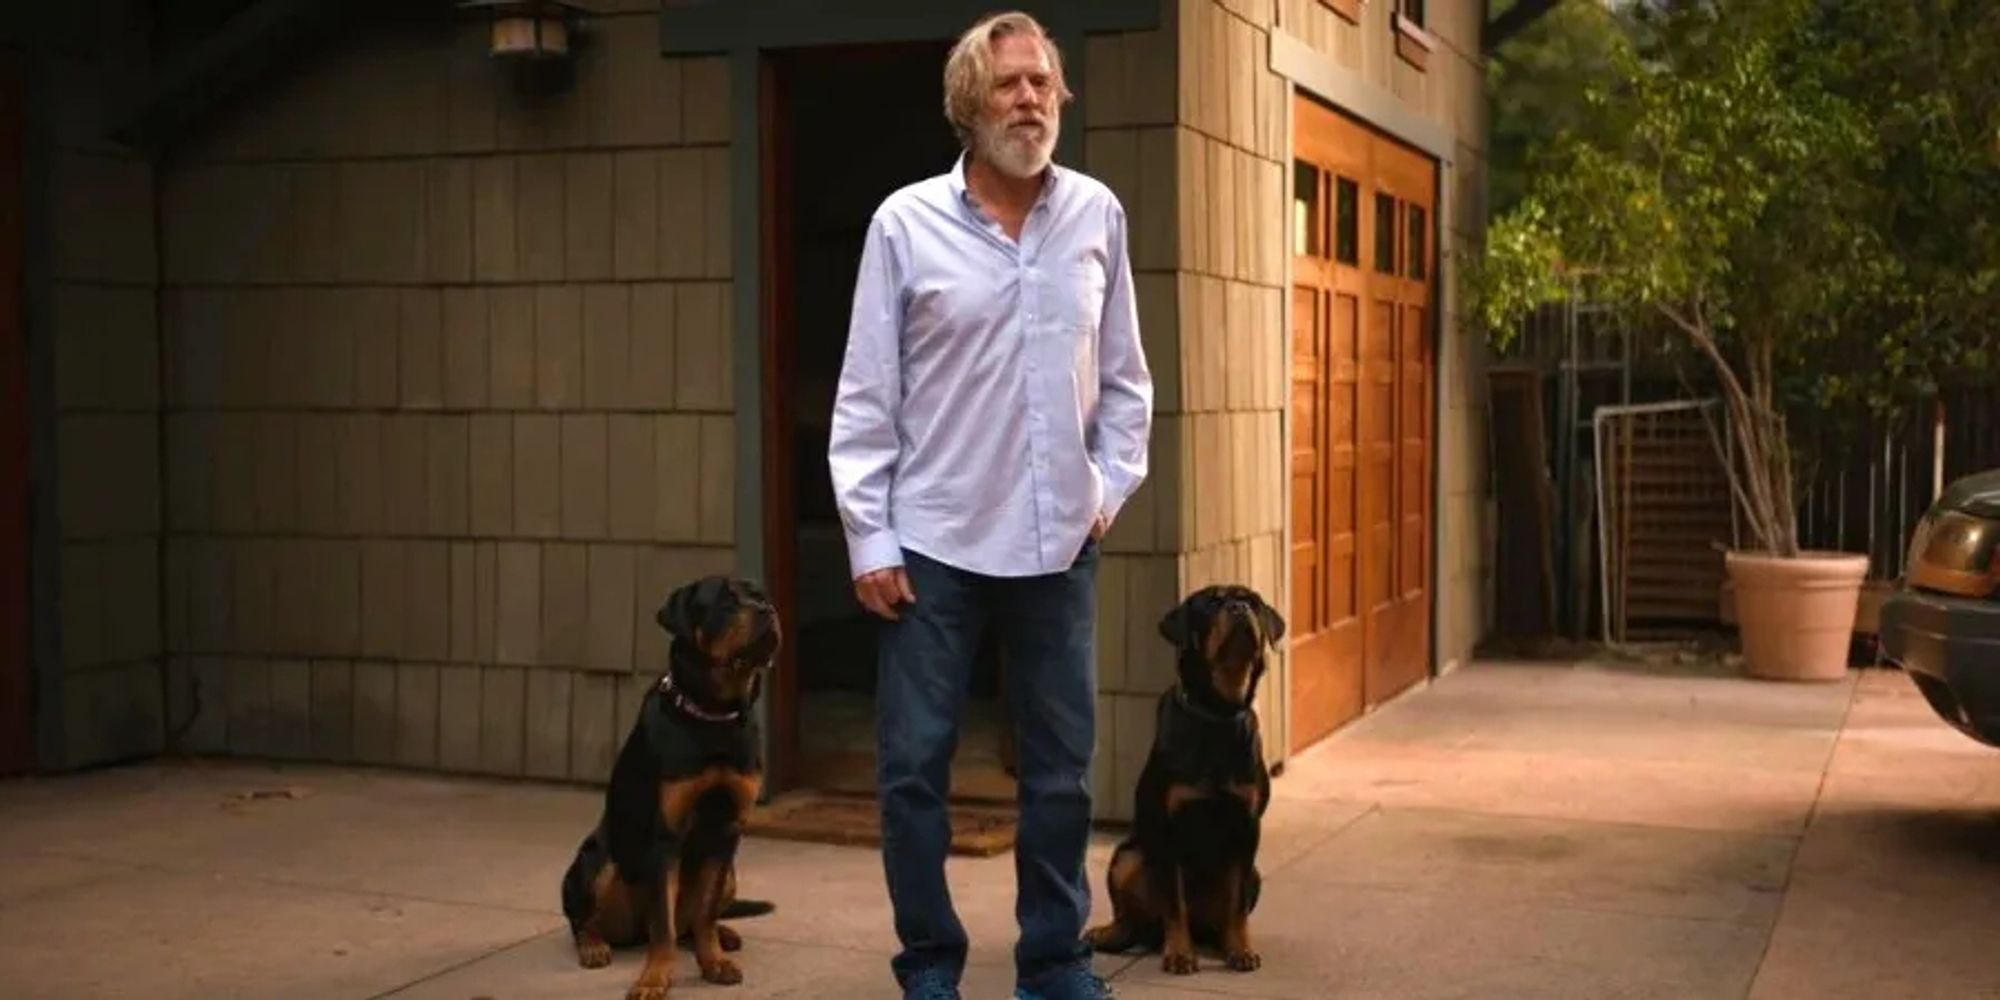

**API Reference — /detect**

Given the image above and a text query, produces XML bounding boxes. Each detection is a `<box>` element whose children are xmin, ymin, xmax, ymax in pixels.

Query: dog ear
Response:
<box><xmin>657</xmin><ymin>576</ymin><xmax>725</xmax><ymax>639</ymax></box>
<box><xmin>1157</xmin><ymin>600</ymin><xmax>1192</xmax><ymax>649</ymax></box>
<box><xmin>737</xmin><ymin>577</ymin><xmax>773</xmax><ymax>608</ymax></box>
<box><xmin>1255</xmin><ymin>596</ymin><xmax>1287</xmax><ymax>647</ymax></box>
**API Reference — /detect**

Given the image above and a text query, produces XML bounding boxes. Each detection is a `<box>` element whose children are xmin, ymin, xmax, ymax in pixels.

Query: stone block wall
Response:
<box><xmin>29</xmin><ymin>0</ymin><xmax>1489</xmax><ymax>799</ymax></box>
<box><xmin>41</xmin><ymin>34</ymin><xmax>166</xmax><ymax>769</ymax></box>
<box><xmin>156</xmin><ymin>7</ymin><xmax>737</xmax><ymax>781</ymax></box>
<box><xmin>1084</xmin><ymin>0</ymin><xmax>1492</xmax><ymax>808</ymax></box>
<box><xmin>1168</xmin><ymin>0</ymin><xmax>1293</xmax><ymax>755</ymax></box>
<box><xmin>1077</xmin><ymin>14</ymin><xmax>1188</xmax><ymax>822</ymax></box>
<box><xmin>1085</xmin><ymin>0</ymin><xmax>1291</xmax><ymax>811</ymax></box>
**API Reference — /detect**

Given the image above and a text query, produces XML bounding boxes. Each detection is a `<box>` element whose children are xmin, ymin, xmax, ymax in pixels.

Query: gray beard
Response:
<box><xmin>975</xmin><ymin>118</ymin><xmax>1057</xmax><ymax>179</ymax></box>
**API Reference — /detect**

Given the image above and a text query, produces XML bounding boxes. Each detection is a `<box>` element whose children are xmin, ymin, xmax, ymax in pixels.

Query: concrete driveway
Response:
<box><xmin>2</xmin><ymin>659</ymin><xmax>1995</xmax><ymax>999</ymax></box>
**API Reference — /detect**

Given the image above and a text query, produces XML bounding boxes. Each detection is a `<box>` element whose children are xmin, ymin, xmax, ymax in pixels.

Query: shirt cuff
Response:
<box><xmin>1092</xmin><ymin>459</ymin><xmax>1127</xmax><ymax>526</ymax></box>
<box><xmin>1101</xmin><ymin>499</ymin><xmax>1126</xmax><ymax>530</ymax></box>
<box><xmin>846</xmin><ymin>528</ymin><xmax>905</xmax><ymax>579</ymax></box>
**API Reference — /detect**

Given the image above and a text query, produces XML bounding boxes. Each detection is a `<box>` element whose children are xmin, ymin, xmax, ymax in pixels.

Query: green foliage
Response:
<box><xmin>1485</xmin><ymin>1</ymin><xmax>1636</xmax><ymax>215</ymax></box>
<box><xmin>1464</xmin><ymin>0</ymin><xmax>2000</xmax><ymax>555</ymax></box>
<box><xmin>1477</xmin><ymin>4</ymin><xmax>1888</xmax><ymax>341</ymax></box>
<box><xmin>1466</xmin><ymin>201</ymin><xmax>1566</xmax><ymax>349</ymax></box>
<box><xmin>1806</xmin><ymin>0</ymin><xmax>2000</xmax><ymax>407</ymax></box>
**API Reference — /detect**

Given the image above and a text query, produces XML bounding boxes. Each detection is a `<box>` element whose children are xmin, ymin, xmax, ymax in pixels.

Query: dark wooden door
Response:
<box><xmin>758</xmin><ymin>51</ymin><xmax>800</xmax><ymax>793</ymax></box>
<box><xmin>1</xmin><ymin>53</ymin><xmax>31</xmax><ymax>775</ymax></box>
<box><xmin>1289</xmin><ymin>94</ymin><xmax>1436</xmax><ymax>752</ymax></box>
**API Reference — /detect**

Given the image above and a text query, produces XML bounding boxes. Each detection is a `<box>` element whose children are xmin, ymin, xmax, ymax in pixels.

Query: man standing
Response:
<box><xmin>827</xmin><ymin>11</ymin><xmax>1153</xmax><ymax>1000</ymax></box>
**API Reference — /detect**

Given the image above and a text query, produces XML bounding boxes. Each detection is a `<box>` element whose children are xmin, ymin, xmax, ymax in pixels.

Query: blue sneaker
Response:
<box><xmin>903</xmin><ymin>966</ymin><xmax>963</xmax><ymax>1000</ymax></box>
<box><xmin>1014</xmin><ymin>964</ymin><xmax>1114</xmax><ymax>1000</ymax></box>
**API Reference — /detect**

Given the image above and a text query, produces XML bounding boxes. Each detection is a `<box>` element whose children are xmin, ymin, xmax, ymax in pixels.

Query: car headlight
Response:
<box><xmin>1906</xmin><ymin>509</ymin><xmax>2000</xmax><ymax>598</ymax></box>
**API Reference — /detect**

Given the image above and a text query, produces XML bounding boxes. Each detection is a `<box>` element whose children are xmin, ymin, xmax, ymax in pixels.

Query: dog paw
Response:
<box><xmin>700</xmin><ymin>958</ymin><xmax>743</xmax><ymax>985</ymax></box>
<box><xmin>1226</xmin><ymin>949</ymin><xmax>1262</xmax><ymax>972</ymax></box>
<box><xmin>1163</xmin><ymin>950</ymin><xmax>1199</xmax><ymax>975</ymax></box>
<box><xmin>717</xmin><ymin>924</ymin><xmax>743</xmax><ymax>952</ymax></box>
<box><xmin>1088</xmin><ymin>920</ymin><xmax>1136</xmax><ymax>952</ymax></box>
<box><xmin>577</xmin><ymin>939</ymin><xmax>614</xmax><ymax>969</ymax></box>
<box><xmin>625</xmin><ymin>982</ymin><xmax>669</xmax><ymax>1000</ymax></box>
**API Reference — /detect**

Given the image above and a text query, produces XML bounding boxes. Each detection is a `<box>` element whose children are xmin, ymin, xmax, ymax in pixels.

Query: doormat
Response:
<box><xmin>746</xmin><ymin>791</ymin><xmax>1018</xmax><ymax>857</ymax></box>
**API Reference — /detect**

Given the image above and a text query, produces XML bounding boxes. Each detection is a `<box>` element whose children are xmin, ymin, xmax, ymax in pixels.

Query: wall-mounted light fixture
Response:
<box><xmin>458</xmin><ymin>0</ymin><xmax>598</xmax><ymax>92</ymax></box>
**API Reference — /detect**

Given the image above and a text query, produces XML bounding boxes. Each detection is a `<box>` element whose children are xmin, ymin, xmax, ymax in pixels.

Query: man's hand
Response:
<box><xmin>1090</xmin><ymin>513</ymin><xmax>1109</xmax><ymax>541</ymax></box>
<box><xmin>854</xmin><ymin>567</ymin><xmax>916</xmax><ymax>621</ymax></box>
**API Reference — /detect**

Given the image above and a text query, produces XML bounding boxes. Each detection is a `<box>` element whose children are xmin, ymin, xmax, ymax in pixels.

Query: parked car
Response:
<box><xmin>1879</xmin><ymin>468</ymin><xmax>2000</xmax><ymax>746</ymax></box>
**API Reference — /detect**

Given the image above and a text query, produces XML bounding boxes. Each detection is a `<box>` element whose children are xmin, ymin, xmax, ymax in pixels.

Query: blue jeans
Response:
<box><xmin>877</xmin><ymin>542</ymin><xmax>1099</xmax><ymax>991</ymax></box>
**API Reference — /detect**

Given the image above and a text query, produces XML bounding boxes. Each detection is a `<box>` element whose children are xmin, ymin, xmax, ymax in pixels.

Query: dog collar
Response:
<box><xmin>1172</xmin><ymin>685</ymin><xmax>1250</xmax><ymax>726</ymax></box>
<box><xmin>657</xmin><ymin>674</ymin><xmax>741</xmax><ymax>723</ymax></box>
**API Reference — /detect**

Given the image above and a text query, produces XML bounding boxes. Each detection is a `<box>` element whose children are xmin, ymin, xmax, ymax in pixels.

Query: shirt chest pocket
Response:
<box><xmin>1047</xmin><ymin>255</ymin><xmax>1107</xmax><ymax>337</ymax></box>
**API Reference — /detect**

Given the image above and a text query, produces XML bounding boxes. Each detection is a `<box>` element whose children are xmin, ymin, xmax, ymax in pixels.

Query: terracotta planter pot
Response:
<box><xmin>1725</xmin><ymin>550</ymin><xmax>1870</xmax><ymax>682</ymax></box>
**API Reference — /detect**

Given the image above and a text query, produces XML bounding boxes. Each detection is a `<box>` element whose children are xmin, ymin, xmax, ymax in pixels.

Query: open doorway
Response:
<box><xmin>764</xmin><ymin>42</ymin><xmax>1016</xmax><ymax>803</ymax></box>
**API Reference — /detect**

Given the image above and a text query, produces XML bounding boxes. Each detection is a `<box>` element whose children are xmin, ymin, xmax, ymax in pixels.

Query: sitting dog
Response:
<box><xmin>560</xmin><ymin>575</ymin><xmax>781</xmax><ymax>998</ymax></box>
<box><xmin>1085</xmin><ymin>584</ymin><xmax>1285</xmax><ymax>975</ymax></box>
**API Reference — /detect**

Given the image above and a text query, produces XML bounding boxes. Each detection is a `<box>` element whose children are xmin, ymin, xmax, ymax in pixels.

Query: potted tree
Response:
<box><xmin>1467</xmin><ymin>0</ymin><xmax>1898</xmax><ymax>680</ymax></box>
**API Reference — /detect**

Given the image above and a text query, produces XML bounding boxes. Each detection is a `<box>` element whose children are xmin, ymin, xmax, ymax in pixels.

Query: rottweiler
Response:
<box><xmin>560</xmin><ymin>575</ymin><xmax>781</xmax><ymax>998</ymax></box>
<box><xmin>1084</xmin><ymin>584</ymin><xmax>1286</xmax><ymax>976</ymax></box>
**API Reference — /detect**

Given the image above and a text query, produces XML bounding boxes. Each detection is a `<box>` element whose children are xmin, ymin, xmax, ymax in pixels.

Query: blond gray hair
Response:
<box><xmin>942</xmin><ymin>11</ymin><xmax>1074</xmax><ymax>145</ymax></box>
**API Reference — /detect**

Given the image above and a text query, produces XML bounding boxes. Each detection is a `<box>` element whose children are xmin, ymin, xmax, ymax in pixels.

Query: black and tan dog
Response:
<box><xmin>1085</xmin><ymin>584</ymin><xmax>1285</xmax><ymax>975</ymax></box>
<box><xmin>560</xmin><ymin>575</ymin><xmax>780</xmax><ymax>998</ymax></box>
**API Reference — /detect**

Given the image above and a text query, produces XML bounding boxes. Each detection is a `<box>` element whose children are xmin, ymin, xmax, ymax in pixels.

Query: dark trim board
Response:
<box><xmin>0</xmin><ymin>53</ymin><xmax>29</xmax><ymax>775</ymax></box>
<box><xmin>728</xmin><ymin>47</ymin><xmax>773</xmax><ymax>788</ymax></box>
<box><xmin>1269</xmin><ymin>28</ymin><xmax>1456</xmax><ymax>165</ymax></box>
<box><xmin>22</xmin><ymin>51</ymin><xmax>62</xmax><ymax>769</ymax></box>
<box><xmin>1428</xmin><ymin>153</ymin><xmax>1453</xmax><ymax>678</ymax></box>
<box><xmin>659</xmin><ymin>0</ymin><xmax>1162</xmax><ymax>54</ymax></box>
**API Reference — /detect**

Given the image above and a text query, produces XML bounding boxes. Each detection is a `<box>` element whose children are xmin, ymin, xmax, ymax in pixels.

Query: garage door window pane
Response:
<box><xmin>1294</xmin><ymin>160</ymin><xmax>1322</xmax><ymax>258</ymax></box>
<box><xmin>1374</xmin><ymin>192</ymin><xmax>1398</xmax><ymax>273</ymax></box>
<box><xmin>1336</xmin><ymin>177</ymin><xmax>1359</xmax><ymax>265</ymax></box>
<box><xmin>1408</xmin><ymin>205</ymin><xmax>1428</xmax><ymax>280</ymax></box>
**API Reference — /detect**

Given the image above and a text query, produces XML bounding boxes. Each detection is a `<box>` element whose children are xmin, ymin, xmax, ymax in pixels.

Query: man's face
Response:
<box><xmin>974</xmin><ymin>31</ymin><xmax>1060</xmax><ymax>179</ymax></box>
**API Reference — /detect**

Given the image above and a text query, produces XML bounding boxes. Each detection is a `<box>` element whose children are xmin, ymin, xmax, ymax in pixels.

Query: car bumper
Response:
<box><xmin>1879</xmin><ymin>590</ymin><xmax>2000</xmax><ymax>747</ymax></box>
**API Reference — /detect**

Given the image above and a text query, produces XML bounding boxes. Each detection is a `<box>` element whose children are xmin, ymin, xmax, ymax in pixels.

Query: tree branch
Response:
<box><xmin>1657</xmin><ymin>300</ymin><xmax>1784</xmax><ymax>551</ymax></box>
<box><xmin>1673</xmin><ymin>358</ymin><xmax>1762</xmax><ymax>544</ymax></box>
<box><xmin>1484</xmin><ymin>0</ymin><xmax>1563</xmax><ymax>54</ymax></box>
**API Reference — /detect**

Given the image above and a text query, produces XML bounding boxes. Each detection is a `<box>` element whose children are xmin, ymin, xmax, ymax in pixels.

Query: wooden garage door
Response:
<box><xmin>1289</xmin><ymin>94</ymin><xmax>1434</xmax><ymax>754</ymax></box>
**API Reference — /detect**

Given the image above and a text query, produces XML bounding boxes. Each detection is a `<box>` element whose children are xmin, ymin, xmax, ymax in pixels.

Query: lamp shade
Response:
<box><xmin>458</xmin><ymin>0</ymin><xmax>594</xmax><ymax>61</ymax></box>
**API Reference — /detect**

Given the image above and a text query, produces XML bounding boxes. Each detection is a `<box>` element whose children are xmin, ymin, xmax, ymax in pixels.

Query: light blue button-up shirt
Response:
<box><xmin>828</xmin><ymin>155</ymin><xmax>1154</xmax><ymax>580</ymax></box>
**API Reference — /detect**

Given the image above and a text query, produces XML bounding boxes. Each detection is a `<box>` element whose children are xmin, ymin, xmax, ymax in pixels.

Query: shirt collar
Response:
<box><xmin>949</xmin><ymin>150</ymin><xmax>1062</xmax><ymax>212</ymax></box>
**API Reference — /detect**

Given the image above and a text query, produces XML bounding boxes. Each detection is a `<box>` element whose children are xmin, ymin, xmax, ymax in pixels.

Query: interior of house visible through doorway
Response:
<box><xmin>770</xmin><ymin>40</ymin><xmax>1017</xmax><ymax>803</ymax></box>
